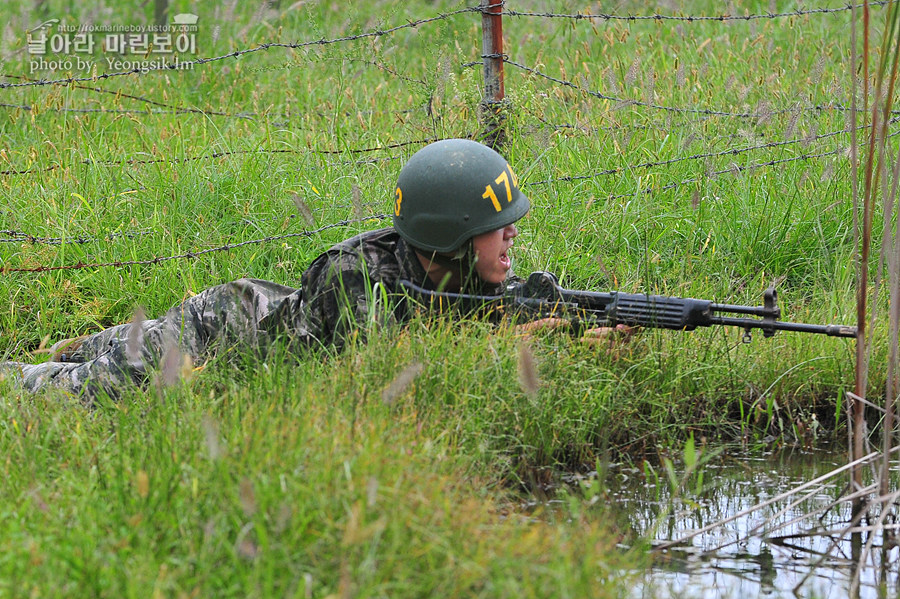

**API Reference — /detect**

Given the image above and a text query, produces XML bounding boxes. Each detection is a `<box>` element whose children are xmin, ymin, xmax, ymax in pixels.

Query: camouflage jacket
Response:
<box><xmin>2</xmin><ymin>227</ymin><xmax>511</xmax><ymax>399</ymax></box>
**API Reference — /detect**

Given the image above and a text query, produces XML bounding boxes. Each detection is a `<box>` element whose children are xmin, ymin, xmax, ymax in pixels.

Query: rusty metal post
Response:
<box><xmin>481</xmin><ymin>0</ymin><xmax>505</xmax><ymax>149</ymax></box>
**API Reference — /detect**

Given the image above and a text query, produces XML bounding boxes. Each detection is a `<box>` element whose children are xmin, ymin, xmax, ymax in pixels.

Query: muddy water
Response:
<box><xmin>595</xmin><ymin>446</ymin><xmax>900</xmax><ymax>598</ymax></box>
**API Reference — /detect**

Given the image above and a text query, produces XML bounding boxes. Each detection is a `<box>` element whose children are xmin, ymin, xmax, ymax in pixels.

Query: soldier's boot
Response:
<box><xmin>49</xmin><ymin>335</ymin><xmax>90</xmax><ymax>362</ymax></box>
<box><xmin>0</xmin><ymin>360</ymin><xmax>76</xmax><ymax>394</ymax></box>
<box><xmin>0</xmin><ymin>361</ymin><xmax>25</xmax><ymax>387</ymax></box>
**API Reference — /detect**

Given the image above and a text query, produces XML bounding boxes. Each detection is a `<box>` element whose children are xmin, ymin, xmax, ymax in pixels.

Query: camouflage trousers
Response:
<box><xmin>0</xmin><ymin>278</ymin><xmax>303</xmax><ymax>401</ymax></box>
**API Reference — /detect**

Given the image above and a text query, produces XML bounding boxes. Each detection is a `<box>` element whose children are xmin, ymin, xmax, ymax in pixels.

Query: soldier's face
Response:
<box><xmin>472</xmin><ymin>223</ymin><xmax>518</xmax><ymax>284</ymax></box>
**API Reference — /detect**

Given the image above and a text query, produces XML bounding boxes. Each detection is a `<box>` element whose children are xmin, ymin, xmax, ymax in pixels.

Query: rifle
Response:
<box><xmin>398</xmin><ymin>271</ymin><xmax>857</xmax><ymax>341</ymax></box>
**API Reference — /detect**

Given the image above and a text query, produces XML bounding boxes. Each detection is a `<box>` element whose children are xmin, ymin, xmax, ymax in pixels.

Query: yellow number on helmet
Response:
<box><xmin>482</xmin><ymin>184</ymin><xmax>501</xmax><ymax>212</ymax></box>
<box><xmin>495</xmin><ymin>170</ymin><xmax>512</xmax><ymax>203</ymax></box>
<box><xmin>507</xmin><ymin>165</ymin><xmax>519</xmax><ymax>188</ymax></box>
<box><xmin>394</xmin><ymin>187</ymin><xmax>403</xmax><ymax>216</ymax></box>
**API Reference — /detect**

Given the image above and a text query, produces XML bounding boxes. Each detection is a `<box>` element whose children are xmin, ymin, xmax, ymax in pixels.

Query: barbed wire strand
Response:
<box><xmin>2</xmin><ymin>140</ymin><xmax>856</xmax><ymax>270</ymax></box>
<box><xmin>0</xmin><ymin>103</ymin><xmax>255</xmax><ymax>118</ymax></box>
<box><xmin>599</xmin><ymin>148</ymin><xmax>845</xmax><ymax>203</ymax></box>
<box><xmin>1</xmin><ymin>97</ymin><xmax>431</xmax><ymax>125</ymax></box>
<box><xmin>0</xmin><ymin>119</ymin><xmax>864</xmax><ymax>246</ymax></box>
<box><xmin>2</xmin><ymin>2</ymin><xmax>876</xmax><ymax>93</ymax></box>
<box><xmin>4</xmin><ymin>0</ymin><xmax>879</xmax><ymax>95</ymax></box>
<box><xmin>3</xmin><ymin>105</ymin><xmax>866</xmax><ymax>185</ymax></box>
<box><xmin>4</xmin><ymin>138</ymin><xmax>856</xmax><ymax>270</ymax></box>
<box><xmin>10</xmin><ymin>0</ymin><xmax>868</xmax><ymax>94</ymax></box>
<box><xmin>0</xmin><ymin>215</ymin><xmax>391</xmax><ymax>274</ymax></box>
<box><xmin>502</xmin><ymin>1</ymin><xmax>889</xmax><ymax>23</ymax></box>
<box><xmin>501</xmin><ymin>57</ymin><xmax>854</xmax><ymax>120</ymax></box>
<box><xmin>0</xmin><ymin>137</ymin><xmax>438</xmax><ymax>176</ymax></box>
<box><xmin>1</xmin><ymin>66</ymin><xmax>428</xmax><ymax>121</ymax></box>
<box><xmin>0</xmin><ymin>228</ymin><xmax>153</xmax><ymax>246</ymax></box>
<box><xmin>524</xmin><ymin>124</ymin><xmax>867</xmax><ymax>187</ymax></box>
<box><xmin>0</xmin><ymin>73</ymin><xmax>249</xmax><ymax>117</ymax></box>
<box><xmin>0</xmin><ymin>7</ymin><xmax>482</xmax><ymax>90</ymax></box>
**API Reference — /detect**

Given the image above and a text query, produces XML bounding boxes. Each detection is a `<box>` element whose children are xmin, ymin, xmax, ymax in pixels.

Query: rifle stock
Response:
<box><xmin>398</xmin><ymin>271</ymin><xmax>857</xmax><ymax>340</ymax></box>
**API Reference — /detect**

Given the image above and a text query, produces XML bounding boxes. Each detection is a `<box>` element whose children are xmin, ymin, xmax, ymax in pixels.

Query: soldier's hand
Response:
<box><xmin>516</xmin><ymin>319</ymin><xmax>637</xmax><ymax>347</ymax></box>
<box><xmin>580</xmin><ymin>324</ymin><xmax>637</xmax><ymax>347</ymax></box>
<box><xmin>515</xmin><ymin>317</ymin><xmax>571</xmax><ymax>334</ymax></box>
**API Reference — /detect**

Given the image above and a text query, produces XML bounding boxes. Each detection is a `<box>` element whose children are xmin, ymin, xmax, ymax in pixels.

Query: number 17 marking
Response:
<box><xmin>482</xmin><ymin>166</ymin><xmax>517</xmax><ymax>213</ymax></box>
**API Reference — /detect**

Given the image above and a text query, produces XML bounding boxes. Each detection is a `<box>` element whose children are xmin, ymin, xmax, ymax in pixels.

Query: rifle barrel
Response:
<box><xmin>711</xmin><ymin>315</ymin><xmax>857</xmax><ymax>338</ymax></box>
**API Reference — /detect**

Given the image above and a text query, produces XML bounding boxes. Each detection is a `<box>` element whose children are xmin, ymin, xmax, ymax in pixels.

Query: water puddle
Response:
<box><xmin>586</xmin><ymin>446</ymin><xmax>900</xmax><ymax>598</ymax></box>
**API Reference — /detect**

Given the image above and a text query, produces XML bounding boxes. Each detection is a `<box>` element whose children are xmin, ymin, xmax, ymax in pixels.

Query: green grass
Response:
<box><xmin>0</xmin><ymin>0</ymin><xmax>891</xmax><ymax>595</ymax></box>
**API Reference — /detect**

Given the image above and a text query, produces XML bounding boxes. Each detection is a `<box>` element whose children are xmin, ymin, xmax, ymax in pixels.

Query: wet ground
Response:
<box><xmin>592</xmin><ymin>446</ymin><xmax>900</xmax><ymax>598</ymax></box>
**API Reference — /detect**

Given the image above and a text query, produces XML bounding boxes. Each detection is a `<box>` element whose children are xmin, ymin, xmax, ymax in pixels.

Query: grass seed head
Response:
<box><xmin>625</xmin><ymin>56</ymin><xmax>640</xmax><ymax>89</ymax></box>
<box><xmin>351</xmin><ymin>184</ymin><xmax>363</xmax><ymax>218</ymax></box>
<box><xmin>366</xmin><ymin>476</ymin><xmax>378</xmax><ymax>508</ymax></box>
<box><xmin>381</xmin><ymin>361</ymin><xmax>424</xmax><ymax>405</ymax></box>
<box><xmin>156</xmin><ymin>342</ymin><xmax>185</xmax><ymax>389</ymax></box>
<box><xmin>136</xmin><ymin>470</ymin><xmax>150</xmax><ymax>499</ymax></box>
<box><xmin>643</xmin><ymin>67</ymin><xmax>655</xmax><ymax>104</ymax></box>
<box><xmin>518</xmin><ymin>341</ymin><xmax>540</xmax><ymax>398</ymax></box>
<box><xmin>126</xmin><ymin>306</ymin><xmax>145</xmax><ymax>366</ymax></box>
<box><xmin>604</xmin><ymin>68</ymin><xmax>619</xmax><ymax>94</ymax></box>
<box><xmin>755</xmin><ymin>99</ymin><xmax>772</xmax><ymax>127</ymax></box>
<box><xmin>595</xmin><ymin>255</ymin><xmax>616</xmax><ymax>285</ymax></box>
<box><xmin>238</xmin><ymin>538</ymin><xmax>259</xmax><ymax>560</ymax></box>
<box><xmin>785</xmin><ymin>104</ymin><xmax>801</xmax><ymax>139</ymax></box>
<box><xmin>724</xmin><ymin>74</ymin><xmax>736</xmax><ymax>92</ymax></box>
<box><xmin>803</xmin><ymin>122</ymin><xmax>819</xmax><ymax>148</ymax></box>
<box><xmin>291</xmin><ymin>192</ymin><xmax>316</xmax><ymax>227</ymax></box>
<box><xmin>240</xmin><ymin>477</ymin><xmax>257</xmax><ymax>517</ymax></box>
<box><xmin>681</xmin><ymin>133</ymin><xmax>696</xmax><ymax>151</ymax></box>
<box><xmin>202</xmin><ymin>413</ymin><xmax>224</xmax><ymax>461</ymax></box>
<box><xmin>811</xmin><ymin>54</ymin><xmax>826</xmax><ymax>87</ymax></box>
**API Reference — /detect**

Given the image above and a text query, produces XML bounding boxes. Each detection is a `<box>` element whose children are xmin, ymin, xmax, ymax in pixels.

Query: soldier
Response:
<box><xmin>0</xmin><ymin>139</ymin><xmax>532</xmax><ymax>400</ymax></box>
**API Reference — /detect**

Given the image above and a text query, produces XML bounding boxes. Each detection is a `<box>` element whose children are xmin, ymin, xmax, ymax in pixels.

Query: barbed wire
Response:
<box><xmin>0</xmin><ymin>229</ymin><xmax>153</xmax><ymax>246</ymax></box>
<box><xmin>2</xmin><ymin>115</ymin><xmax>864</xmax><ymax>214</ymax></box>
<box><xmin>0</xmin><ymin>2</ymin><xmax>874</xmax><ymax>274</ymax></box>
<box><xmin>0</xmin><ymin>73</ymin><xmax>250</xmax><ymax>117</ymax></box>
<box><xmin>0</xmin><ymin>102</ymin><xmax>255</xmax><ymax>118</ymax></box>
<box><xmin>2</xmin><ymin>137</ymin><xmax>856</xmax><ymax>266</ymax></box>
<box><xmin>1</xmin><ymin>183</ymin><xmax>390</xmax><ymax>247</ymax></box>
<box><xmin>0</xmin><ymin>6</ymin><xmax>481</xmax><ymax>90</ymax></box>
<box><xmin>1</xmin><ymin>102</ymin><xmax>429</xmax><ymax>125</ymax></box>
<box><xmin>524</xmin><ymin>124</ymin><xmax>865</xmax><ymax>187</ymax></box>
<box><xmin>0</xmin><ymin>215</ymin><xmax>391</xmax><ymax>274</ymax></box>
<box><xmin>501</xmin><ymin>57</ymin><xmax>853</xmax><ymax>120</ymax></box>
<box><xmin>1</xmin><ymin>65</ymin><xmax>428</xmax><ymax>121</ymax></box>
<box><xmin>0</xmin><ymin>113</ymin><xmax>855</xmax><ymax>183</ymax></box>
<box><xmin>6</xmin><ymin>125</ymin><xmax>860</xmax><ymax>254</ymax></box>
<box><xmin>502</xmin><ymin>1</ymin><xmax>888</xmax><ymax>23</ymax></box>
<box><xmin>344</xmin><ymin>58</ymin><xmax>429</xmax><ymax>88</ymax></box>
<box><xmin>1</xmin><ymin>143</ymin><xmax>845</xmax><ymax>273</ymax></box>
<box><xmin>0</xmin><ymin>137</ymin><xmax>437</xmax><ymax>177</ymax></box>
<box><xmin>3</xmin><ymin>4</ymin><xmax>867</xmax><ymax>125</ymax></box>
<box><xmin>599</xmin><ymin>147</ymin><xmax>845</xmax><ymax>203</ymax></box>
<box><xmin>517</xmin><ymin>100</ymin><xmax>862</xmax><ymax>150</ymax></box>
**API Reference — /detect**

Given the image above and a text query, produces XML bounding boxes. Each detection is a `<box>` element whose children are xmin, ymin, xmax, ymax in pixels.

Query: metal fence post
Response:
<box><xmin>481</xmin><ymin>0</ymin><xmax>505</xmax><ymax>149</ymax></box>
<box><xmin>154</xmin><ymin>0</ymin><xmax>169</xmax><ymax>27</ymax></box>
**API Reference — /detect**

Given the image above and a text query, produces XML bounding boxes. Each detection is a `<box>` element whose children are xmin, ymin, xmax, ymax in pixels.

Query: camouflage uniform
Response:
<box><xmin>1</xmin><ymin>227</ymin><xmax>508</xmax><ymax>401</ymax></box>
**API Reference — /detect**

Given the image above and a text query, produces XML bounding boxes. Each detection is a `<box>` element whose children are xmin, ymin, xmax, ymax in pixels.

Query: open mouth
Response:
<box><xmin>499</xmin><ymin>250</ymin><xmax>511</xmax><ymax>269</ymax></box>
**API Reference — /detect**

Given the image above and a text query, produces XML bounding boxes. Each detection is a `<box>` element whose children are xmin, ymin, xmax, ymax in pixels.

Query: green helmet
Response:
<box><xmin>393</xmin><ymin>139</ymin><xmax>530</xmax><ymax>253</ymax></box>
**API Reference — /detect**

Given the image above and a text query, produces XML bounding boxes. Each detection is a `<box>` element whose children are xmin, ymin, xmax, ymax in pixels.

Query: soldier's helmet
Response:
<box><xmin>393</xmin><ymin>139</ymin><xmax>530</xmax><ymax>253</ymax></box>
